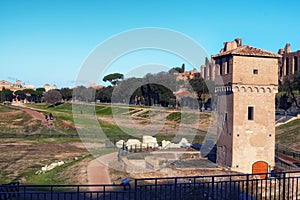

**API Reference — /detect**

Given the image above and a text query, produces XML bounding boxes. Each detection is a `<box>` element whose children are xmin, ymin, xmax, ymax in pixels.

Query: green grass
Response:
<box><xmin>155</xmin><ymin>130</ymin><xmax>206</xmax><ymax>144</ymax></box>
<box><xmin>137</xmin><ymin>110</ymin><xmax>150</xmax><ymax>118</ymax></box>
<box><xmin>129</xmin><ymin>108</ymin><xmax>142</xmax><ymax>115</ymax></box>
<box><xmin>276</xmin><ymin>119</ymin><xmax>300</xmax><ymax>147</ymax></box>
<box><xmin>276</xmin><ymin>119</ymin><xmax>300</xmax><ymax>130</ymax></box>
<box><xmin>166</xmin><ymin>112</ymin><xmax>199</xmax><ymax>124</ymax></box>
<box><xmin>167</xmin><ymin>112</ymin><xmax>181</xmax><ymax>122</ymax></box>
<box><xmin>99</xmin><ymin>120</ymin><xmax>140</xmax><ymax>142</ymax></box>
<box><xmin>98</xmin><ymin>118</ymin><xmax>206</xmax><ymax>145</ymax></box>
<box><xmin>90</xmin><ymin>148</ymin><xmax>118</xmax><ymax>157</ymax></box>
<box><xmin>0</xmin><ymin>104</ymin><xmax>17</xmax><ymax>112</ymax></box>
<box><xmin>0</xmin><ymin>102</ymin><xmax>209</xmax><ymax>185</ymax></box>
<box><xmin>25</xmin><ymin>137</ymin><xmax>81</xmax><ymax>144</ymax></box>
<box><xmin>96</xmin><ymin>106</ymin><xmax>113</xmax><ymax>115</ymax></box>
<box><xmin>23</xmin><ymin>155</ymin><xmax>92</xmax><ymax>185</ymax></box>
<box><xmin>22</xmin><ymin>147</ymin><xmax>116</xmax><ymax>185</ymax></box>
<box><xmin>0</xmin><ymin>108</ymin><xmax>41</xmax><ymax>134</ymax></box>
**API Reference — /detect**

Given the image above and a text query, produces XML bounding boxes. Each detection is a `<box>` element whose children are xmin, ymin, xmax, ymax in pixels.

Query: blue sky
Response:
<box><xmin>0</xmin><ymin>0</ymin><xmax>300</xmax><ymax>88</ymax></box>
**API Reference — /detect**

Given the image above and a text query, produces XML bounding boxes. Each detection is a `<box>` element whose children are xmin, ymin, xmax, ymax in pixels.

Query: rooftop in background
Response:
<box><xmin>212</xmin><ymin>38</ymin><xmax>281</xmax><ymax>58</ymax></box>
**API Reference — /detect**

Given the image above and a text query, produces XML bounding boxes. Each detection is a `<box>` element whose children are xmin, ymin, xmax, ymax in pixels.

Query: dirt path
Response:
<box><xmin>12</xmin><ymin>103</ymin><xmax>55</xmax><ymax>131</ymax></box>
<box><xmin>87</xmin><ymin>152</ymin><xmax>118</xmax><ymax>187</ymax></box>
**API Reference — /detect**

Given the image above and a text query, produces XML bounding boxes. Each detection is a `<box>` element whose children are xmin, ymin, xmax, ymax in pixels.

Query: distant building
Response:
<box><xmin>278</xmin><ymin>43</ymin><xmax>300</xmax><ymax>81</ymax></box>
<box><xmin>0</xmin><ymin>80</ymin><xmax>29</xmax><ymax>91</ymax></box>
<box><xmin>200</xmin><ymin>58</ymin><xmax>215</xmax><ymax>81</ymax></box>
<box><xmin>0</xmin><ymin>80</ymin><xmax>13</xmax><ymax>90</ymax></box>
<box><xmin>176</xmin><ymin>68</ymin><xmax>201</xmax><ymax>81</ymax></box>
<box><xmin>23</xmin><ymin>85</ymin><xmax>35</xmax><ymax>89</ymax></box>
<box><xmin>44</xmin><ymin>84</ymin><xmax>57</xmax><ymax>92</ymax></box>
<box><xmin>213</xmin><ymin>39</ymin><xmax>280</xmax><ymax>175</ymax></box>
<box><xmin>89</xmin><ymin>83</ymin><xmax>104</xmax><ymax>90</ymax></box>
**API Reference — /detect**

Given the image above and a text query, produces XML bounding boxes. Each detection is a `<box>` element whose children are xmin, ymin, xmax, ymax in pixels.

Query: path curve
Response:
<box><xmin>87</xmin><ymin>152</ymin><xmax>118</xmax><ymax>186</ymax></box>
<box><xmin>12</xmin><ymin>103</ymin><xmax>55</xmax><ymax>131</ymax></box>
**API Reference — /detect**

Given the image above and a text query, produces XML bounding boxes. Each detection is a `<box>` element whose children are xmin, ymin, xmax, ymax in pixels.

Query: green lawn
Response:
<box><xmin>7</xmin><ymin>101</ymin><xmax>300</xmax><ymax>184</ymax></box>
<box><xmin>276</xmin><ymin>119</ymin><xmax>300</xmax><ymax>148</ymax></box>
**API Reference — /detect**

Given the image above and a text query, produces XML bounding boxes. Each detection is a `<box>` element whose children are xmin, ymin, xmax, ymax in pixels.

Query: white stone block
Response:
<box><xmin>116</xmin><ymin>140</ymin><xmax>125</xmax><ymax>148</ymax></box>
<box><xmin>126</xmin><ymin>139</ymin><xmax>141</xmax><ymax>147</ymax></box>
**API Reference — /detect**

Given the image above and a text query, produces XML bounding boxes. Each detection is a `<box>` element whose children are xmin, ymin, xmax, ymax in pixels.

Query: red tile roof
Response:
<box><xmin>212</xmin><ymin>45</ymin><xmax>281</xmax><ymax>58</ymax></box>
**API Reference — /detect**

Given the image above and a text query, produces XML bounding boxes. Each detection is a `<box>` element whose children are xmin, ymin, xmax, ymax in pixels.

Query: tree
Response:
<box><xmin>14</xmin><ymin>89</ymin><xmax>37</xmax><ymax>102</ymax></box>
<box><xmin>279</xmin><ymin>73</ymin><xmax>300</xmax><ymax>108</ymax></box>
<box><xmin>110</xmin><ymin>77</ymin><xmax>143</xmax><ymax>104</ymax></box>
<box><xmin>189</xmin><ymin>77</ymin><xmax>208</xmax><ymax>97</ymax></box>
<box><xmin>168</xmin><ymin>64</ymin><xmax>185</xmax><ymax>74</ymax></box>
<box><xmin>43</xmin><ymin>89</ymin><xmax>62</xmax><ymax>105</ymax></box>
<box><xmin>0</xmin><ymin>88</ymin><xmax>13</xmax><ymax>102</ymax></box>
<box><xmin>169</xmin><ymin>67</ymin><xmax>183</xmax><ymax>74</ymax></box>
<box><xmin>181</xmin><ymin>63</ymin><xmax>185</xmax><ymax>72</ymax></box>
<box><xmin>279</xmin><ymin>94</ymin><xmax>293</xmax><ymax>116</ymax></box>
<box><xmin>0</xmin><ymin>87</ymin><xmax>6</xmax><ymax>102</ymax></box>
<box><xmin>95</xmin><ymin>86</ymin><xmax>113</xmax><ymax>103</ymax></box>
<box><xmin>103</xmin><ymin>73</ymin><xmax>124</xmax><ymax>86</ymax></box>
<box><xmin>36</xmin><ymin>88</ymin><xmax>45</xmax><ymax>103</ymax></box>
<box><xmin>60</xmin><ymin>88</ymin><xmax>73</xmax><ymax>101</ymax></box>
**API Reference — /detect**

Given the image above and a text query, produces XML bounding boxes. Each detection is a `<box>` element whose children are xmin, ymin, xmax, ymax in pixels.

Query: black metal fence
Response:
<box><xmin>0</xmin><ymin>183</ymin><xmax>132</xmax><ymax>200</ymax></box>
<box><xmin>1</xmin><ymin>171</ymin><xmax>300</xmax><ymax>200</ymax></box>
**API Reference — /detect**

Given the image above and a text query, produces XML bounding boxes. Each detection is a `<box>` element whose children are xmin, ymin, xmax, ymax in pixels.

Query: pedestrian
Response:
<box><xmin>49</xmin><ymin>113</ymin><xmax>53</xmax><ymax>120</ymax></box>
<box><xmin>45</xmin><ymin>114</ymin><xmax>48</xmax><ymax>121</ymax></box>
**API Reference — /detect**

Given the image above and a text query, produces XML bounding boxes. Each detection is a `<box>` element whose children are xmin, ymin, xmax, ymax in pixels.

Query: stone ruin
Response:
<box><xmin>35</xmin><ymin>161</ymin><xmax>65</xmax><ymax>175</ymax></box>
<box><xmin>116</xmin><ymin>135</ymin><xmax>191</xmax><ymax>150</ymax></box>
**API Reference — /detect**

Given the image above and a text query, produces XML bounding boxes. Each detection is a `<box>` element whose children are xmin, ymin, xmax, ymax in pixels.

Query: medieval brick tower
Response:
<box><xmin>212</xmin><ymin>39</ymin><xmax>281</xmax><ymax>174</ymax></box>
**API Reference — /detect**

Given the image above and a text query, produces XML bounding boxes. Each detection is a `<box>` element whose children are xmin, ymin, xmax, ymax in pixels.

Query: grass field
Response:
<box><xmin>276</xmin><ymin>119</ymin><xmax>300</xmax><ymax>149</ymax></box>
<box><xmin>1</xmin><ymin>102</ymin><xmax>300</xmax><ymax>184</ymax></box>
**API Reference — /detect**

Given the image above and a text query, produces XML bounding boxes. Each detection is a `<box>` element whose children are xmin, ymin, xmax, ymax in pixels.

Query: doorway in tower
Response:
<box><xmin>252</xmin><ymin>161</ymin><xmax>268</xmax><ymax>179</ymax></box>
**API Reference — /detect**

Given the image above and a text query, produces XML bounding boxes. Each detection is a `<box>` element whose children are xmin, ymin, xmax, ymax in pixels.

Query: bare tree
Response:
<box><xmin>44</xmin><ymin>89</ymin><xmax>62</xmax><ymax>105</ymax></box>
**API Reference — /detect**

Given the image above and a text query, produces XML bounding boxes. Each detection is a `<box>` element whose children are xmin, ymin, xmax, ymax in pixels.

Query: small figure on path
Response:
<box><xmin>45</xmin><ymin>114</ymin><xmax>48</xmax><ymax>121</ymax></box>
<box><xmin>49</xmin><ymin>113</ymin><xmax>53</xmax><ymax>120</ymax></box>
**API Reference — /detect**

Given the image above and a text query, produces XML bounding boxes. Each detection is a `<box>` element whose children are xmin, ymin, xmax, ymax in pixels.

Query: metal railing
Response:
<box><xmin>0</xmin><ymin>183</ymin><xmax>132</xmax><ymax>200</ymax></box>
<box><xmin>1</xmin><ymin>171</ymin><xmax>300</xmax><ymax>200</ymax></box>
<box><xmin>135</xmin><ymin>171</ymin><xmax>300</xmax><ymax>200</ymax></box>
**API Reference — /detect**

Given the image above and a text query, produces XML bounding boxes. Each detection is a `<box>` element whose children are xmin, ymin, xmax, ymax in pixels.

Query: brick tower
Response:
<box><xmin>212</xmin><ymin>39</ymin><xmax>281</xmax><ymax>175</ymax></box>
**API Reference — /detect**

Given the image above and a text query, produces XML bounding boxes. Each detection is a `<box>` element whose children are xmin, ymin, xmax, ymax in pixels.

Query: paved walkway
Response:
<box><xmin>87</xmin><ymin>152</ymin><xmax>118</xmax><ymax>186</ymax></box>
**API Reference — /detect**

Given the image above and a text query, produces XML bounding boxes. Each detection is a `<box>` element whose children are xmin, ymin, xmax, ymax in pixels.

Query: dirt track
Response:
<box><xmin>87</xmin><ymin>153</ymin><xmax>118</xmax><ymax>185</ymax></box>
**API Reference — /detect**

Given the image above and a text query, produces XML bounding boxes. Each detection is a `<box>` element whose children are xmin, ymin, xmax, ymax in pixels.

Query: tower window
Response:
<box><xmin>226</xmin><ymin>58</ymin><xmax>230</xmax><ymax>74</ymax></box>
<box><xmin>220</xmin><ymin>60</ymin><xmax>223</xmax><ymax>75</ymax></box>
<box><xmin>253</xmin><ymin>69</ymin><xmax>258</xmax><ymax>74</ymax></box>
<box><xmin>248</xmin><ymin>106</ymin><xmax>254</xmax><ymax>120</ymax></box>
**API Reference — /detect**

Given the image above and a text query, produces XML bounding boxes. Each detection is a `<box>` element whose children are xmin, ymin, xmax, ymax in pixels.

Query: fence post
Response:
<box><xmin>174</xmin><ymin>178</ymin><xmax>177</xmax><ymax>200</ymax></box>
<box><xmin>212</xmin><ymin>176</ymin><xmax>215</xmax><ymax>200</ymax></box>
<box><xmin>282</xmin><ymin>172</ymin><xmax>286</xmax><ymax>199</ymax></box>
<box><xmin>23</xmin><ymin>186</ymin><xmax>26</xmax><ymax>200</ymax></box>
<box><xmin>77</xmin><ymin>185</ymin><xmax>80</xmax><ymax>200</ymax></box>
<box><xmin>246</xmin><ymin>174</ymin><xmax>249</xmax><ymax>200</ymax></box>
<box><xmin>134</xmin><ymin>179</ymin><xmax>138</xmax><ymax>200</ymax></box>
<box><xmin>50</xmin><ymin>186</ymin><xmax>53</xmax><ymax>200</ymax></box>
